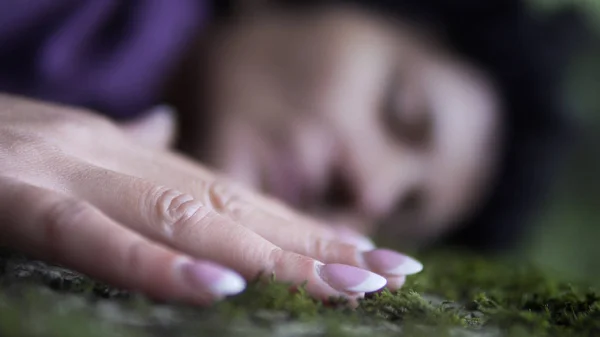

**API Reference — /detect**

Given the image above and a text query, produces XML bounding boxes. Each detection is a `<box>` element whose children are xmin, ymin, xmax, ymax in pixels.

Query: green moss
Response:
<box><xmin>2</xmin><ymin>250</ymin><xmax>600</xmax><ymax>337</ymax></box>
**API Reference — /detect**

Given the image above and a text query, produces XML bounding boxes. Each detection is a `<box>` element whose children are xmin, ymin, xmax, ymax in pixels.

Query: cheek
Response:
<box><xmin>423</xmin><ymin>64</ymin><xmax>501</xmax><ymax>229</ymax></box>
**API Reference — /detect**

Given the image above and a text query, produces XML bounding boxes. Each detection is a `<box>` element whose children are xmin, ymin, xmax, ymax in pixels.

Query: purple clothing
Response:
<box><xmin>0</xmin><ymin>0</ymin><xmax>209</xmax><ymax>120</ymax></box>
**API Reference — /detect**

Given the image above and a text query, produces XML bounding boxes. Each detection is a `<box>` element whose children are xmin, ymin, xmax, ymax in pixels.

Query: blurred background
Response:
<box><xmin>524</xmin><ymin>0</ymin><xmax>600</xmax><ymax>283</ymax></box>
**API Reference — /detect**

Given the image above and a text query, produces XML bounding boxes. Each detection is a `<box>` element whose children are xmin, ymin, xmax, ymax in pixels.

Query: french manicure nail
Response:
<box><xmin>317</xmin><ymin>263</ymin><xmax>386</xmax><ymax>293</ymax></box>
<box><xmin>179</xmin><ymin>259</ymin><xmax>246</xmax><ymax>296</ymax></box>
<box><xmin>362</xmin><ymin>249</ymin><xmax>423</xmax><ymax>276</ymax></box>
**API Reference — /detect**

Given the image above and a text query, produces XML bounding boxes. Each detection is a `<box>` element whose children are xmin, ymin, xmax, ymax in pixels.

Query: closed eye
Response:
<box><xmin>381</xmin><ymin>70</ymin><xmax>433</xmax><ymax>148</ymax></box>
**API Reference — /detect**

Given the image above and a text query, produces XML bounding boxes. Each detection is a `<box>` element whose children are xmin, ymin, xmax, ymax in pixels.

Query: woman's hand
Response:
<box><xmin>0</xmin><ymin>94</ymin><xmax>422</xmax><ymax>305</ymax></box>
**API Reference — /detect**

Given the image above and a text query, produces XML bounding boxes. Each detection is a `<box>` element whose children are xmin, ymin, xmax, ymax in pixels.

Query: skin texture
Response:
<box><xmin>0</xmin><ymin>94</ymin><xmax>425</xmax><ymax>306</ymax></box>
<box><xmin>184</xmin><ymin>6</ymin><xmax>503</xmax><ymax>248</ymax></box>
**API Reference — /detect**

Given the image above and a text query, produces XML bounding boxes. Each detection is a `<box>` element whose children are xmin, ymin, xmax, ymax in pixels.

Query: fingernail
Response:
<box><xmin>334</xmin><ymin>227</ymin><xmax>376</xmax><ymax>251</ymax></box>
<box><xmin>317</xmin><ymin>263</ymin><xmax>386</xmax><ymax>293</ymax></box>
<box><xmin>179</xmin><ymin>259</ymin><xmax>246</xmax><ymax>297</ymax></box>
<box><xmin>362</xmin><ymin>249</ymin><xmax>423</xmax><ymax>276</ymax></box>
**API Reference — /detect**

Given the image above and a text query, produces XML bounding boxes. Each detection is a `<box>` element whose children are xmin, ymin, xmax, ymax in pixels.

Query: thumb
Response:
<box><xmin>120</xmin><ymin>105</ymin><xmax>177</xmax><ymax>149</ymax></box>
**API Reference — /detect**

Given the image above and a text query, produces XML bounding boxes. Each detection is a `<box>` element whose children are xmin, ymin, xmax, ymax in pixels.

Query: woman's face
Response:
<box><xmin>198</xmin><ymin>6</ymin><xmax>502</xmax><ymax>245</ymax></box>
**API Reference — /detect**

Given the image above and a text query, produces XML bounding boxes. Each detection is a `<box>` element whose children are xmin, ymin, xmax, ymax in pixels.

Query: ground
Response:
<box><xmin>2</xmin><ymin>248</ymin><xmax>599</xmax><ymax>337</ymax></box>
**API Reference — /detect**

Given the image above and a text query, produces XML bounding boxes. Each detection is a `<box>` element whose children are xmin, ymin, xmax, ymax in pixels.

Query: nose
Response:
<box><xmin>356</xmin><ymin>157</ymin><xmax>422</xmax><ymax>219</ymax></box>
<box><xmin>324</xmin><ymin>152</ymin><xmax>422</xmax><ymax>219</ymax></box>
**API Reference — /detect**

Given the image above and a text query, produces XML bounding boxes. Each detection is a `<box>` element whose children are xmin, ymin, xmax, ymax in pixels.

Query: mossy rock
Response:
<box><xmin>1</xmin><ymin>249</ymin><xmax>599</xmax><ymax>337</ymax></box>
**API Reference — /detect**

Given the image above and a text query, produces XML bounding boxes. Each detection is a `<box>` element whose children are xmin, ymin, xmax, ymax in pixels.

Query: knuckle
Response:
<box><xmin>123</xmin><ymin>239</ymin><xmax>150</xmax><ymax>277</ymax></box>
<box><xmin>203</xmin><ymin>180</ymin><xmax>249</xmax><ymax>220</ymax></box>
<box><xmin>42</xmin><ymin>198</ymin><xmax>93</xmax><ymax>260</ymax></box>
<box><xmin>149</xmin><ymin>186</ymin><xmax>212</xmax><ymax>238</ymax></box>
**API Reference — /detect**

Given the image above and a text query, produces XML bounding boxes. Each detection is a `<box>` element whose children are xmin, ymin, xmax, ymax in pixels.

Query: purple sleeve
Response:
<box><xmin>0</xmin><ymin>0</ymin><xmax>209</xmax><ymax>120</ymax></box>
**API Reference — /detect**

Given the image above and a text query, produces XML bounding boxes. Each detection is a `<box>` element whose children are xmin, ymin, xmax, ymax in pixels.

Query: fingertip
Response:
<box><xmin>317</xmin><ymin>263</ymin><xmax>387</xmax><ymax>293</ymax></box>
<box><xmin>362</xmin><ymin>249</ymin><xmax>423</xmax><ymax>276</ymax></box>
<box><xmin>176</xmin><ymin>257</ymin><xmax>247</xmax><ymax>298</ymax></box>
